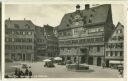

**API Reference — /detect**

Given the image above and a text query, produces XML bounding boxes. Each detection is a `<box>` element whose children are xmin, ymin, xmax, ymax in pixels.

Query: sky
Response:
<box><xmin>5</xmin><ymin>4</ymin><xmax>125</xmax><ymax>27</ymax></box>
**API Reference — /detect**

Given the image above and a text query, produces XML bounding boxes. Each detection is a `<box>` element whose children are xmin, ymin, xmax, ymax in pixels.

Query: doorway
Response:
<box><xmin>97</xmin><ymin>57</ymin><xmax>101</xmax><ymax>66</ymax></box>
<box><xmin>88</xmin><ymin>57</ymin><xmax>93</xmax><ymax>65</ymax></box>
<box><xmin>105</xmin><ymin>60</ymin><xmax>109</xmax><ymax>67</ymax></box>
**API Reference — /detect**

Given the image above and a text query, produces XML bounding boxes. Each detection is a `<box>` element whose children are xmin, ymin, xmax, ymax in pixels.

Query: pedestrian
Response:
<box><xmin>28</xmin><ymin>70</ymin><xmax>32</xmax><ymax>78</ymax></box>
<box><xmin>14</xmin><ymin>68</ymin><xmax>18</xmax><ymax>77</ymax></box>
<box><xmin>20</xmin><ymin>70</ymin><xmax>25</xmax><ymax>78</ymax></box>
<box><xmin>120</xmin><ymin>69</ymin><xmax>123</xmax><ymax>77</ymax></box>
<box><xmin>17</xmin><ymin>69</ymin><xmax>21</xmax><ymax>78</ymax></box>
<box><xmin>102</xmin><ymin>63</ymin><xmax>105</xmax><ymax>69</ymax></box>
<box><xmin>25</xmin><ymin>68</ymin><xmax>29</xmax><ymax>76</ymax></box>
<box><xmin>46</xmin><ymin>62</ymin><xmax>48</xmax><ymax>67</ymax></box>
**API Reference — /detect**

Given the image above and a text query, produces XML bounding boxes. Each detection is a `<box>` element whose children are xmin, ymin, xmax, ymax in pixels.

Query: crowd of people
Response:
<box><xmin>14</xmin><ymin>68</ymin><xmax>32</xmax><ymax>78</ymax></box>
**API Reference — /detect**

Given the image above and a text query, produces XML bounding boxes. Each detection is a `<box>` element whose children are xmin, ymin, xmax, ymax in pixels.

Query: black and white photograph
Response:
<box><xmin>4</xmin><ymin>4</ymin><xmax>125</xmax><ymax>78</ymax></box>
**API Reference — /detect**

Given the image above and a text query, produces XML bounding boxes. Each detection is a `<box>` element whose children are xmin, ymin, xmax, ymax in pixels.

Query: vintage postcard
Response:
<box><xmin>3</xmin><ymin>2</ymin><xmax>127</xmax><ymax>81</ymax></box>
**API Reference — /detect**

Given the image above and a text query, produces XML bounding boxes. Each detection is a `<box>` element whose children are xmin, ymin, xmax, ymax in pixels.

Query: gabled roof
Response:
<box><xmin>116</xmin><ymin>22</ymin><xmax>124</xmax><ymax>29</ymax></box>
<box><xmin>107</xmin><ymin>22</ymin><xmax>124</xmax><ymax>42</ymax></box>
<box><xmin>5</xmin><ymin>19</ymin><xmax>35</xmax><ymax>30</ymax></box>
<box><xmin>58</xmin><ymin>4</ymin><xmax>111</xmax><ymax>30</ymax></box>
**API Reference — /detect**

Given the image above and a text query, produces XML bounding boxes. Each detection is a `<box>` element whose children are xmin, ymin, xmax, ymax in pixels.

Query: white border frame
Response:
<box><xmin>1</xmin><ymin>1</ymin><xmax>128</xmax><ymax>81</ymax></box>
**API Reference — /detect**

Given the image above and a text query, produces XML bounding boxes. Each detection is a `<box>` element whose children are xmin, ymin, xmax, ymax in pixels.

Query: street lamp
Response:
<box><xmin>76</xmin><ymin>48</ymin><xmax>80</xmax><ymax>70</ymax></box>
<box><xmin>76</xmin><ymin>56</ymin><xmax>80</xmax><ymax>70</ymax></box>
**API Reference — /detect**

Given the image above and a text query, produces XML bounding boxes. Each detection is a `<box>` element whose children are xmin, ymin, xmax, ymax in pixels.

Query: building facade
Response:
<box><xmin>5</xmin><ymin>19</ymin><xmax>35</xmax><ymax>61</ymax></box>
<box><xmin>34</xmin><ymin>26</ymin><xmax>46</xmax><ymax>60</ymax></box>
<box><xmin>43</xmin><ymin>25</ymin><xmax>59</xmax><ymax>58</ymax></box>
<box><xmin>35</xmin><ymin>25</ymin><xmax>59</xmax><ymax>60</ymax></box>
<box><xmin>57</xmin><ymin>4</ymin><xmax>114</xmax><ymax>66</ymax></box>
<box><xmin>5</xmin><ymin>20</ymin><xmax>59</xmax><ymax>62</ymax></box>
<box><xmin>105</xmin><ymin>22</ymin><xmax>124</xmax><ymax>68</ymax></box>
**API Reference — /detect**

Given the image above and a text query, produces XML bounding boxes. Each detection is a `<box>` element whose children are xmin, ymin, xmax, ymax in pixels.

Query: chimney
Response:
<box><xmin>76</xmin><ymin>4</ymin><xmax>80</xmax><ymax>11</ymax></box>
<box><xmin>24</xmin><ymin>18</ymin><xmax>26</xmax><ymax>20</ymax></box>
<box><xmin>85</xmin><ymin>4</ymin><xmax>90</xmax><ymax>10</ymax></box>
<box><xmin>8</xmin><ymin>17</ymin><xmax>10</xmax><ymax>20</ymax></box>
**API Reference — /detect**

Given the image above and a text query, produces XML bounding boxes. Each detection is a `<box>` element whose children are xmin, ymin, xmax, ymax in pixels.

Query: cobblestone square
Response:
<box><xmin>5</xmin><ymin>62</ymin><xmax>122</xmax><ymax>78</ymax></box>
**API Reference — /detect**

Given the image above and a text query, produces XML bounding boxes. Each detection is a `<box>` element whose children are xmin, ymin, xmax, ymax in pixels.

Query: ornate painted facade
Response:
<box><xmin>57</xmin><ymin>4</ymin><xmax>114</xmax><ymax>66</ymax></box>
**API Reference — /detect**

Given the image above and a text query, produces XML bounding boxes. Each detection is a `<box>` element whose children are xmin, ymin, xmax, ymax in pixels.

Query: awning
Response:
<box><xmin>54</xmin><ymin>57</ymin><xmax>62</xmax><ymax>60</ymax></box>
<box><xmin>43</xmin><ymin>59</ymin><xmax>51</xmax><ymax>62</ymax></box>
<box><xmin>109</xmin><ymin>60</ymin><xmax>123</xmax><ymax>64</ymax></box>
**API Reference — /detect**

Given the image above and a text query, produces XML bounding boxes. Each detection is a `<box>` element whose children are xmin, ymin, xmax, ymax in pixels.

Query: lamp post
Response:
<box><xmin>76</xmin><ymin>56</ymin><xmax>80</xmax><ymax>70</ymax></box>
<box><xmin>76</xmin><ymin>48</ymin><xmax>80</xmax><ymax>70</ymax></box>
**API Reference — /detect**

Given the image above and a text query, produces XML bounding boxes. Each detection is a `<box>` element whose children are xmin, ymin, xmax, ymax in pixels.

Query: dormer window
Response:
<box><xmin>25</xmin><ymin>24</ymin><xmax>30</xmax><ymax>29</ymax></box>
<box><xmin>14</xmin><ymin>24</ymin><xmax>19</xmax><ymax>29</ymax></box>
<box><xmin>89</xmin><ymin>19</ymin><xmax>92</xmax><ymax>23</ymax></box>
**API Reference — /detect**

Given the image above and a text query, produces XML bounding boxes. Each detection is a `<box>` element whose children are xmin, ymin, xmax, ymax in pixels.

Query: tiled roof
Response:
<box><xmin>58</xmin><ymin>4</ymin><xmax>111</xmax><ymax>30</ymax></box>
<box><xmin>107</xmin><ymin>22</ymin><xmax>124</xmax><ymax>42</ymax></box>
<box><xmin>5</xmin><ymin>19</ymin><xmax>35</xmax><ymax>30</ymax></box>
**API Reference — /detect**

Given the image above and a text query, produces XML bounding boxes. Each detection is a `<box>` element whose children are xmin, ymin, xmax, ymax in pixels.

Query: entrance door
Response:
<box><xmin>88</xmin><ymin>57</ymin><xmax>93</xmax><ymax>65</ymax></box>
<box><xmin>97</xmin><ymin>57</ymin><xmax>101</xmax><ymax>66</ymax></box>
<box><xmin>105</xmin><ymin>60</ymin><xmax>109</xmax><ymax>67</ymax></box>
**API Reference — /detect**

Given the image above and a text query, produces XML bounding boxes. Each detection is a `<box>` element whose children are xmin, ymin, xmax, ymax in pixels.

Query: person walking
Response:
<box><xmin>17</xmin><ymin>69</ymin><xmax>21</xmax><ymax>78</ymax></box>
<box><xmin>25</xmin><ymin>68</ymin><xmax>29</xmax><ymax>76</ymax></box>
<box><xmin>28</xmin><ymin>70</ymin><xmax>32</xmax><ymax>78</ymax></box>
<box><xmin>14</xmin><ymin>68</ymin><xmax>18</xmax><ymax>77</ymax></box>
<box><xmin>20</xmin><ymin>70</ymin><xmax>25</xmax><ymax>78</ymax></box>
<box><xmin>102</xmin><ymin>63</ymin><xmax>105</xmax><ymax>69</ymax></box>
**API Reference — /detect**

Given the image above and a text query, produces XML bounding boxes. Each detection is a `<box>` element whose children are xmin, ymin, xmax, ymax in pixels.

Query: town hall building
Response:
<box><xmin>57</xmin><ymin>4</ymin><xmax>115</xmax><ymax>66</ymax></box>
